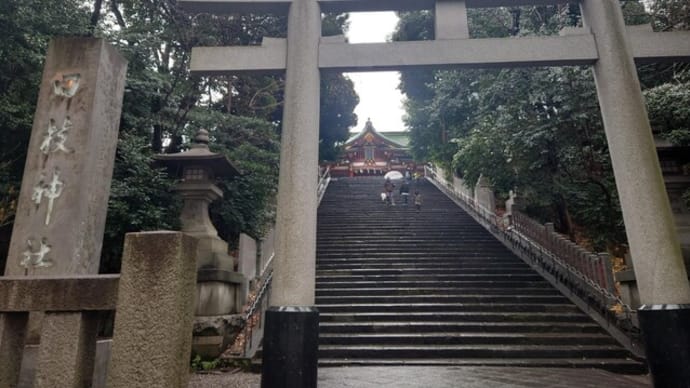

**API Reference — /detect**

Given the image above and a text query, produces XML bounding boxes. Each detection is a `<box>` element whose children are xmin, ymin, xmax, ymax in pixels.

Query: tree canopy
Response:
<box><xmin>394</xmin><ymin>1</ymin><xmax>686</xmax><ymax>250</ymax></box>
<box><xmin>0</xmin><ymin>1</ymin><xmax>358</xmax><ymax>272</ymax></box>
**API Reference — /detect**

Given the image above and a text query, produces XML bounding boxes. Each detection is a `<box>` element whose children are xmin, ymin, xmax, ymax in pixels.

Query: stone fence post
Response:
<box><xmin>107</xmin><ymin>232</ymin><xmax>198</xmax><ymax>388</ymax></box>
<box><xmin>238</xmin><ymin>234</ymin><xmax>257</xmax><ymax>281</ymax></box>
<box><xmin>474</xmin><ymin>175</ymin><xmax>496</xmax><ymax>213</ymax></box>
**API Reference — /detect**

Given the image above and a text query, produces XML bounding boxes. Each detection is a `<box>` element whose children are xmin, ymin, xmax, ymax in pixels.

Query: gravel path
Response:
<box><xmin>188</xmin><ymin>367</ymin><xmax>651</xmax><ymax>388</ymax></box>
<box><xmin>188</xmin><ymin>371</ymin><xmax>260</xmax><ymax>388</ymax></box>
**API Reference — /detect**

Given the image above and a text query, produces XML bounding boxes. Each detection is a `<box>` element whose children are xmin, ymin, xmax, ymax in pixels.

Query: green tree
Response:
<box><xmin>0</xmin><ymin>1</ymin><xmax>357</xmax><ymax>273</ymax></box>
<box><xmin>645</xmin><ymin>0</ymin><xmax>690</xmax><ymax>208</ymax></box>
<box><xmin>319</xmin><ymin>13</ymin><xmax>359</xmax><ymax>161</ymax></box>
<box><xmin>393</xmin><ymin>4</ymin><xmax>655</xmax><ymax>248</ymax></box>
<box><xmin>187</xmin><ymin>111</ymin><xmax>281</xmax><ymax>243</ymax></box>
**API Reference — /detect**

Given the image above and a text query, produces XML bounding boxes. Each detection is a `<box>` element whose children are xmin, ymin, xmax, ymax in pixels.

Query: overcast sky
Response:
<box><xmin>345</xmin><ymin>12</ymin><xmax>406</xmax><ymax>133</ymax></box>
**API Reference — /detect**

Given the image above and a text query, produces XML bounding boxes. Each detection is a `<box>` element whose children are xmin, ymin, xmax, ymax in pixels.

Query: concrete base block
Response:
<box><xmin>195</xmin><ymin>237</ymin><xmax>234</xmax><ymax>272</ymax></box>
<box><xmin>195</xmin><ymin>269</ymin><xmax>246</xmax><ymax>316</ymax></box>
<box><xmin>261</xmin><ymin>306</ymin><xmax>319</xmax><ymax>388</ymax></box>
<box><xmin>19</xmin><ymin>339</ymin><xmax>112</xmax><ymax>388</ymax></box>
<box><xmin>196</xmin><ymin>282</ymin><xmax>237</xmax><ymax>316</ymax></box>
<box><xmin>35</xmin><ymin>312</ymin><xmax>99</xmax><ymax>388</ymax></box>
<box><xmin>192</xmin><ymin>314</ymin><xmax>243</xmax><ymax>359</ymax></box>
<box><xmin>638</xmin><ymin>304</ymin><xmax>690</xmax><ymax>386</ymax></box>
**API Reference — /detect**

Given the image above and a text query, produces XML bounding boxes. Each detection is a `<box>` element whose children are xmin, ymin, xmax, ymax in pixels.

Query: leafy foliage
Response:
<box><xmin>0</xmin><ymin>0</ymin><xmax>91</xmax><ymax>236</ymax></box>
<box><xmin>320</xmin><ymin>73</ymin><xmax>359</xmax><ymax>161</ymax></box>
<box><xmin>0</xmin><ymin>1</ymin><xmax>357</xmax><ymax>272</ymax></box>
<box><xmin>394</xmin><ymin>3</ymin><xmax>658</xmax><ymax>249</ymax></box>
<box><xmin>645</xmin><ymin>77</ymin><xmax>690</xmax><ymax>146</ymax></box>
<box><xmin>187</xmin><ymin>110</ymin><xmax>281</xmax><ymax>243</ymax></box>
<box><xmin>101</xmin><ymin>133</ymin><xmax>181</xmax><ymax>273</ymax></box>
<box><xmin>649</xmin><ymin>0</ymin><xmax>690</xmax><ymax>30</ymax></box>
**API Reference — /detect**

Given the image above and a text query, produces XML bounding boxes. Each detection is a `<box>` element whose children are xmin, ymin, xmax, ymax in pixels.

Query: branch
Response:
<box><xmin>90</xmin><ymin>0</ymin><xmax>104</xmax><ymax>32</ymax></box>
<box><xmin>110</xmin><ymin>0</ymin><xmax>126</xmax><ymax>28</ymax></box>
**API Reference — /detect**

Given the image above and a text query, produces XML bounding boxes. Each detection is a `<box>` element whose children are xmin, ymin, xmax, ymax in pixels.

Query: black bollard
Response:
<box><xmin>638</xmin><ymin>304</ymin><xmax>690</xmax><ymax>387</ymax></box>
<box><xmin>261</xmin><ymin>306</ymin><xmax>319</xmax><ymax>388</ymax></box>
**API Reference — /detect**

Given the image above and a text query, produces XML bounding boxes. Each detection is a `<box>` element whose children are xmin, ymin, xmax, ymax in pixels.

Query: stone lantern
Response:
<box><xmin>155</xmin><ymin>129</ymin><xmax>245</xmax><ymax>357</ymax></box>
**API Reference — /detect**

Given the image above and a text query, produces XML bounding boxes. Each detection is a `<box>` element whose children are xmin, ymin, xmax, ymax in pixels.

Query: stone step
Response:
<box><xmin>316</xmin><ymin>303</ymin><xmax>581</xmax><ymax>314</ymax></box>
<box><xmin>319</xmin><ymin>332</ymin><xmax>618</xmax><ymax>346</ymax></box>
<box><xmin>316</xmin><ymin>294</ymin><xmax>569</xmax><ymax>304</ymax></box>
<box><xmin>318</xmin><ymin>344</ymin><xmax>631</xmax><ymax>359</ymax></box>
<box><xmin>316</xmin><ymin>257</ymin><xmax>526</xmax><ymax>264</ymax></box>
<box><xmin>316</xmin><ymin>262</ymin><xmax>530</xmax><ymax>270</ymax></box>
<box><xmin>316</xmin><ymin>270</ymin><xmax>550</xmax><ymax>287</ymax></box>
<box><xmin>315</xmin><ymin>280</ymin><xmax>550</xmax><ymax>288</ymax></box>
<box><xmin>315</xmin><ymin>287</ymin><xmax>560</xmax><ymax>297</ymax></box>
<box><xmin>316</xmin><ymin>252</ymin><xmax>517</xmax><ymax>259</ymax></box>
<box><xmin>319</xmin><ymin>311</ymin><xmax>591</xmax><ymax>323</ymax></box>
<box><xmin>312</xmin><ymin>177</ymin><xmax>644</xmax><ymax>373</ymax></box>
<box><xmin>316</xmin><ymin>269</ymin><xmax>548</xmax><ymax>287</ymax></box>
<box><xmin>317</xmin><ymin>244</ymin><xmax>510</xmax><ymax>250</ymax></box>
<box><xmin>316</xmin><ymin>250</ymin><xmax>514</xmax><ymax>257</ymax></box>
<box><xmin>316</xmin><ymin>257</ymin><xmax>521</xmax><ymax>264</ymax></box>
<box><xmin>315</xmin><ymin>358</ymin><xmax>647</xmax><ymax>374</ymax></box>
<box><xmin>318</xmin><ymin>321</ymin><xmax>603</xmax><ymax>334</ymax></box>
<box><xmin>316</xmin><ymin>229</ymin><xmax>495</xmax><ymax>235</ymax></box>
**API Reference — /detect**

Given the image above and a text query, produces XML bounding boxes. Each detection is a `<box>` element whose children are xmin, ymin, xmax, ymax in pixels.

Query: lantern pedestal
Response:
<box><xmin>155</xmin><ymin>129</ymin><xmax>245</xmax><ymax>358</ymax></box>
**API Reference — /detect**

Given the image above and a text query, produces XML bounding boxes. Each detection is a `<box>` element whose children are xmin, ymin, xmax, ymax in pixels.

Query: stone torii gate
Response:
<box><xmin>180</xmin><ymin>0</ymin><xmax>690</xmax><ymax>385</ymax></box>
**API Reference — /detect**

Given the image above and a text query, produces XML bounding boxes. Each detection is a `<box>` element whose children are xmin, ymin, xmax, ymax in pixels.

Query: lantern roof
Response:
<box><xmin>154</xmin><ymin>129</ymin><xmax>241</xmax><ymax>178</ymax></box>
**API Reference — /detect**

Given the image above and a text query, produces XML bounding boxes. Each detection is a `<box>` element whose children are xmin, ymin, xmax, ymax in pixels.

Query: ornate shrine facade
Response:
<box><xmin>327</xmin><ymin>119</ymin><xmax>422</xmax><ymax>178</ymax></box>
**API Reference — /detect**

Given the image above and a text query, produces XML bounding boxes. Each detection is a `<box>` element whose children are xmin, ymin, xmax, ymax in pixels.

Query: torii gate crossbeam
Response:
<box><xmin>190</xmin><ymin>28</ymin><xmax>690</xmax><ymax>74</ymax></box>
<box><xmin>179</xmin><ymin>0</ymin><xmax>690</xmax><ymax>386</ymax></box>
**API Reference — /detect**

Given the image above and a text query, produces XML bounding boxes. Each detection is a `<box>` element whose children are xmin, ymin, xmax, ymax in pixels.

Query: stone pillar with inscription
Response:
<box><xmin>0</xmin><ymin>37</ymin><xmax>127</xmax><ymax>388</ymax></box>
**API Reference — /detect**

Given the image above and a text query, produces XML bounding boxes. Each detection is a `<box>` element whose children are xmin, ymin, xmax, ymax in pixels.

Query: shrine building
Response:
<box><xmin>327</xmin><ymin>119</ymin><xmax>422</xmax><ymax>178</ymax></box>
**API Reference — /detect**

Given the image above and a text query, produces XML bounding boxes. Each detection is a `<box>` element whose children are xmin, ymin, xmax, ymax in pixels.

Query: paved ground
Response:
<box><xmin>189</xmin><ymin>366</ymin><xmax>652</xmax><ymax>388</ymax></box>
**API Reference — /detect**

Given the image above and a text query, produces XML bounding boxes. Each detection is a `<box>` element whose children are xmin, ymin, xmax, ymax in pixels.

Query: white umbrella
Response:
<box><xmin>384</xmin><ymin>171</ymin><xmax>404</xmax><ymax>181</ymax></box>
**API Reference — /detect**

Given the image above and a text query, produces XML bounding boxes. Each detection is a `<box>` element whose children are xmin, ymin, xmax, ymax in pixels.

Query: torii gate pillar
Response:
<box><xmin>181</xmin><ymin>0</ymin><xmax>690</xmax><ymax>383</ymax></box>
<box><xmin>581</xmin><ymin>1</ymin><xmax>690</xmax><ymax>384</ymax></box>
<box><xmin>261</xmin><ymin>0</ymin><xmax>320</xmax><ymax>386</ymax></box>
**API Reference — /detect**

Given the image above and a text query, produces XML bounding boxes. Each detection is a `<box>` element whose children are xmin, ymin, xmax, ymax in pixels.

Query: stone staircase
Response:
<box><xmin>315</xmin><ymin>177</ymin><xmax>646</xmax><ymax>373</ymax></box>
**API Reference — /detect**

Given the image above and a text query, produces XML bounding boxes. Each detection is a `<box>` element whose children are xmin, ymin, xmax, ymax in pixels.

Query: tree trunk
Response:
<box><xmin>90</xmin><ymin>0</ymin><xmax>103</xmax><ymax>31</ymax></box>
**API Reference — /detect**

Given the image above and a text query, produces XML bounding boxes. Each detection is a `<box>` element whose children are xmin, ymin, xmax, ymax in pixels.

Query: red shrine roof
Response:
<box><xmin>344</xmin><ymin>119</ymin><xmax>409</xmax><ymax>150</ymax></box>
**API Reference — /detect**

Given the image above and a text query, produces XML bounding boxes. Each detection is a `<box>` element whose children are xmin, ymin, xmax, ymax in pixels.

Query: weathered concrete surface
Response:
<box><xmin>271</xmin><ymin>0</ymin><xmax>321</xmax><ymax>307</ymax></box>
<box><xmin>19</xmin><ymin>339</ymin><xmax>112</xmax><ymax>388</ymax></box>
<box><xmin>629</xmin><ymin>25</ymin><xmax>690</xmax><ymax>64</ymax></box>
<box><xmin>5</xmin><ymin>37</ymin><xmax>127</xmax><ymax>277</ymax></box>
<box><xmin>581</xmin><ymin>0</ymin><xmax>690</xmax><ymax>305</ymax></box>
<box><xmin>319</xmin><ymin>0</ymin><xmax>588</xmax><ymax>12</ymax></box>
<box><xmin>474</xmin><ymin>175</ymin><xmax>495</xmax><ymax>213</ymax></box>
<box><xmin>180</xmin><ymin>0</ymin><xmax>580</xmax><ymax>14</ymax></box>
<box><xmin>189</xmin><ymin>27</ymin><xmax>690</xmax><ymax>76</ymax></box>
<box><xmin>191</xmin><ymin>38</ymin><xmax>286</xmax><ymax>75</ymax></box>
<box><xmin>34</xmin><ymin>312</ymin><xmax>99</xmax><ymax>388</ymax></box>
<box><xmin>192</xmin><ymin>315</ymin><xmax>243</xmax><ymax>358</ymax></box>
<box><xmin>196</xmin><ymin>281</ymin><xmax>238</xmax><ymax>316</ymax></box>
<box><xmin>188</xmin><ymin>366</ymin><xmax>651</xmax><ymax>388</ymax></box>
<box><xmin>1</xmin><ymin>37</ymin><xmax>126</xmax><ymax>388</ymax></box>
<box><xmin>0</xmin><ymin>312</ymin><xmax>28</xmax><ymax>388</ymax></box>
<box><xmin>238</xmin><ymin>233</ymin><xmax>257</xmax><ymax>281</ymax></box>
<box><xmin>435</xmin><ymin>0</ymin><xmax>469</xmax><ymax>40</ymax></box>
<box><xmin>0</xmin><ymin>275</ymin><xmax>118</xmax><ymax>312</ymax></box>
<box><xmin>191</xmin><ymin>34</ymin><xmax>598</xmax><ymax>74</ymax></box>
<box><xmin>107</xmin><ymin>232</ymin><xmax>198</xmax><ymax>388</ymax></box>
